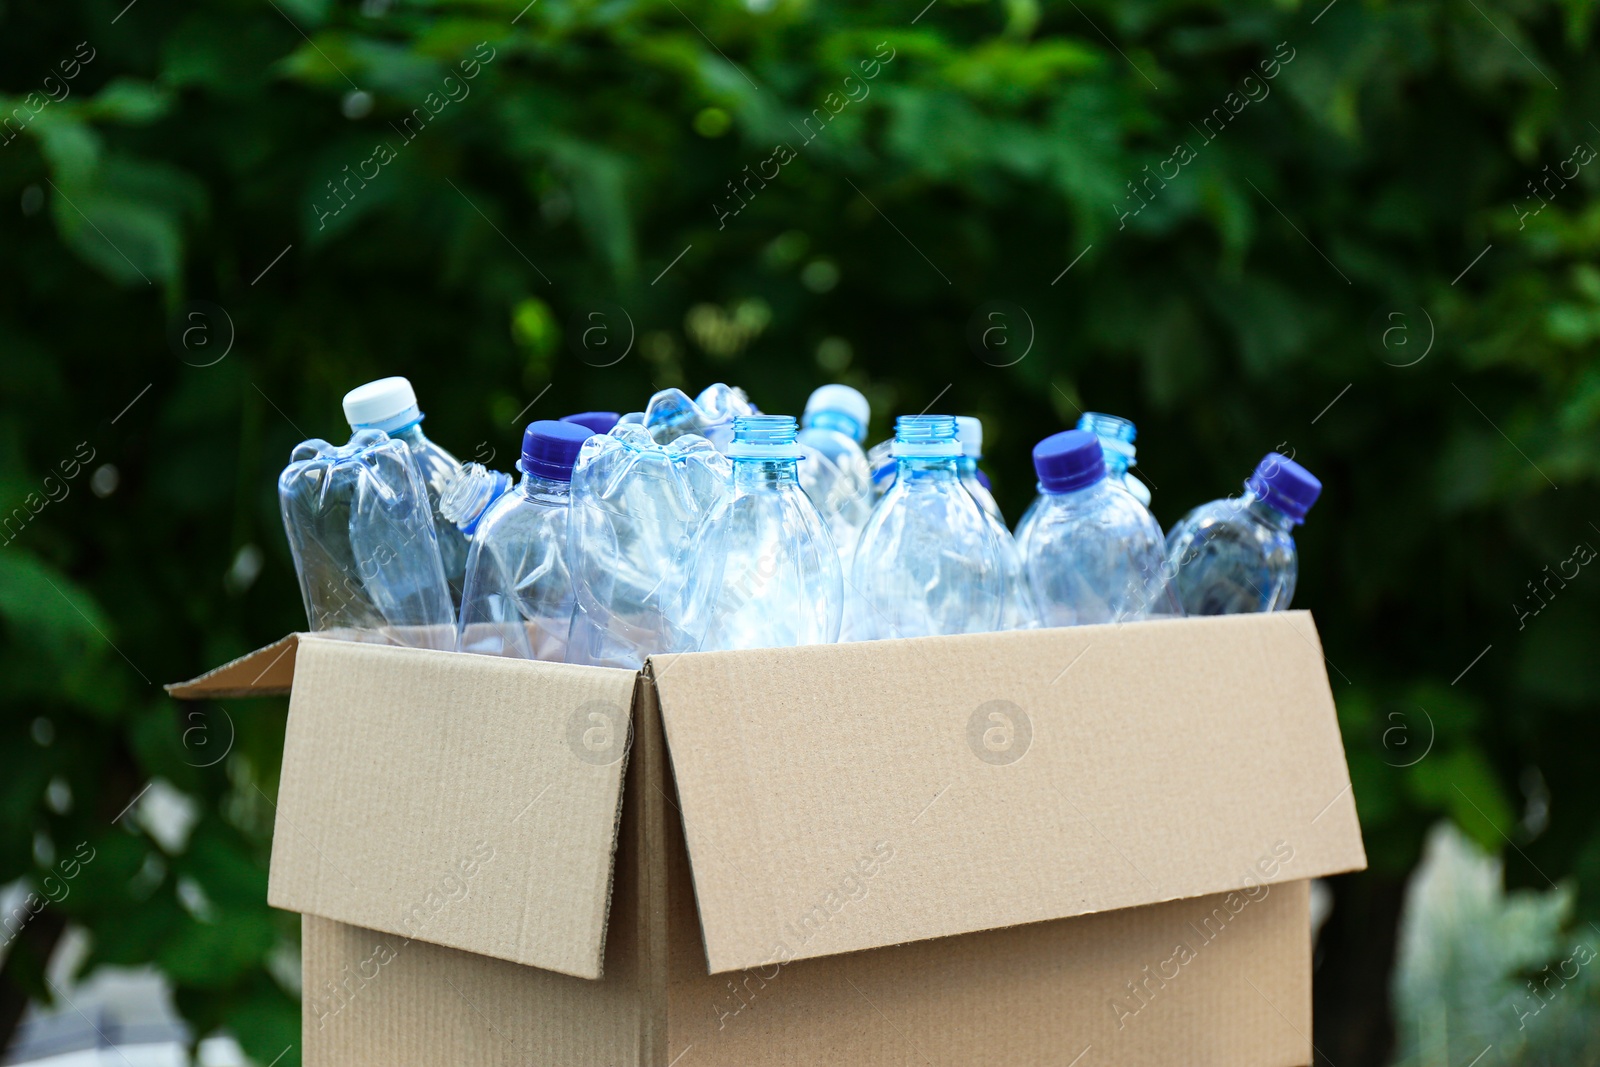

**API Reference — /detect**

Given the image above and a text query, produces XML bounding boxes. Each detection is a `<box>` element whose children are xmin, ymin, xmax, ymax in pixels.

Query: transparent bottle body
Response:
<box><xmin>457</xmin><ymin>475</ymin><xmax>580</xmax><ymax>661</ymax></box>
<box><xmin>277</xmin><ymin>429</ymin><xmax>455</xmax><ymax>649</ymax></box>
<box><xmin>392</xmin><ymin>423</ymin><xmax>470</xmax><ymax>605</ymax></box>
<box><xmin>1021</xmin><ymin>480</ymin><xmax>1175</xmax><ymax>627</ymax></box>
<box><xmin>851</xmin><ymin>458</ymin><xmax>1004</xmax><ymax>638</ymax></box>
<box><xmin>1163</xmin><ymin>492</ymin><xmax>1298</xmax><ymax>614</ymax></box>
<box><xmin>797</xmin><ymin>425</ymin><xmax>874</xmax><ymax>555</ymax></box>
<box><xmin>567</xmin><ymin>423</ymin><xmax>732</xmax><ymax>667</ymax></box>
<box><xmin>957</xmin><ymin>457</ymin><xmax>1004</xmax><ymax>524</ymax></box>
<box><xmin>683</xmin><ymin>461</ymin><xmax>843</xmax><ymax>650</ymax></box>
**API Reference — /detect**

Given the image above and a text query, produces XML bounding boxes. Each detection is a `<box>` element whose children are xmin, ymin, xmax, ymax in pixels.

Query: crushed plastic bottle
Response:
<box><xmin>866</xmin><ymin>437</ymin><xmax>896</xmax><ymax>499</ymax></box>
<box><xmin>627</xmin><ymin>383</ymin><xmax>757</xmax><ymax>451</ymax></box>
<box><xmin>1020</xmin><ymin>429</ymin><xmax>1176</xmax><ymax>627</ymax></box>
<box><xmin>561</xmin><ymin>411</ymin><xmax>621</xmax><ymax>435</ymax></box>
<box><xmin>278</xmin><ymin>429</ymin><xmax>454</xmax><ymax>648</ymax></box>
<box><xmin>566</xmin><ymin>421</ymin><xmax>733</xmax><ymax>667</ymax></box>
<box><xmin>682</xmin><ymin>415</ymin><xmax>842</xmax><ymax>650</ymax></box>
<box><xmin>1163</xmin><ymin>453</ymin><xmax>1321</xmax><ymax>614</ymax></box>
<box><xmin>456</xmin><ymin>421</ymin><xmax>594</xmax><ymax>660</ymax></box>
<box><xmin>342</xmin><ymin>377</ymin><xmax>469</xmax><ymax>604</ymax></box>
<box><xmin>439</xmin><ymin>463</ymin><xmax>514</xmax><ymax>535</ymax></box>
<box><xmin>851</xmin><ymin>415</ymin><xmax>1003</xmax><ymax>638</ymax></box>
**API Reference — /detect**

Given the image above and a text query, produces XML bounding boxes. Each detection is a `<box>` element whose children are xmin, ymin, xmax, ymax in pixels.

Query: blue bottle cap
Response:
<box><xmin>521</xmin><ymin>420</ymin><xmax>595</xmax><ymax>481</ymax></box>
<box><xmin>561</xmin><ymin>411</ymin><xmax>620</xmax><ymax>435</ymax></box>
<box><xmin>1245</xmin><ymin>453</ymin><xmax>1321</xmax><ymax>524</ymax></box>
<box><xmin>1033</xmin><ymin>430</ymin><xmax>1107</xmax><ymax>493</ymax></box>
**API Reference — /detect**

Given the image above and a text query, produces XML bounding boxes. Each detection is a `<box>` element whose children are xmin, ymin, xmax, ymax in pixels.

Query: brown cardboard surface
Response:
<box><xmin>650</xmin><ymin>610</ymin><xmax>1364</xmax><ymax>975</ymax></box>
<box><xmin>268</xmin><ymin>637</ymin><xmax>637</xmax><ymax>980</ymax></box>
<box><xmin>165</xmin><ymin>634</ymin><xmax>300</xmax><ymax>699</ymax></box>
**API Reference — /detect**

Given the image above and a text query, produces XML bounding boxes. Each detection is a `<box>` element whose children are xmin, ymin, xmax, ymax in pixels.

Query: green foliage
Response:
<box><xmin>1393</xmin><ymin>823</ymin><xmax>1600</xmax><ymax>1065</ymax></box>
<box><xmin>2</xmin><ymin>0</ymin><xmax>1598</xmax><ymax>1062</ymax></box>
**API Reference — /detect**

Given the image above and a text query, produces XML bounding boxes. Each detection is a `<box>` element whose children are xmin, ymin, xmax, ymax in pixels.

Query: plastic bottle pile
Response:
<box><xmin>278</xmin><ymin>377</ymin><xmax>1322</xmax><ymax>664</ymax></box>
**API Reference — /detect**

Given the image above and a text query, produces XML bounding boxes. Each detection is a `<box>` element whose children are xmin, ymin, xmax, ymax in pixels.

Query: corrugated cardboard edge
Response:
<box><xmin>165</xmin><ymin>634</ymin><xmax>300</xmax><ymax>699</ymax></box>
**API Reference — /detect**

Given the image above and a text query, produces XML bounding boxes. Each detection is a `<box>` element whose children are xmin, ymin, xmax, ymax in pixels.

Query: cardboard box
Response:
<box><xmin>169</xmin><ymin>611</ymin><xmax>1365</xmax><ymax>1066</ymax></box>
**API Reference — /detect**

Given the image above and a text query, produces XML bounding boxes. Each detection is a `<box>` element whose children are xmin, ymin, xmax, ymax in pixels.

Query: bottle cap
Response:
<box><xmin>561</xmin><ymin>411</ymin><xmax>621</xmax><ymax>435</ymax></box>
<box><xmin>891</xmin><ymin>415</ymin><xmax>961</xmax><ymax>458</ymax></box>
<box><xmin>955</xmin><ymin>416</ymin><xmax>986</xmax><ymax>459</ymax></box>
<box><xmin>343</xmin><ymin>377</ymin><xmax>422</xmax><ymax>433</ymax></box>
<box><xmin>1245</xmin><ymin>453</ymin><xmax>1321</xmax><ymax>524</ymax></box>
<box><xmin>521</xmin><ymin>420</ymin><xmax>595</xmax><ymax>481</ymax></box>
<box><xmin>1033</xmin><ymin>429</ymin><xmax>1107</xmax><ymax>493</ymax></box>
<box><xmin>804</xmin><ymin>385</ymin><xmax>871</xmax><ymax>443</ymax></box>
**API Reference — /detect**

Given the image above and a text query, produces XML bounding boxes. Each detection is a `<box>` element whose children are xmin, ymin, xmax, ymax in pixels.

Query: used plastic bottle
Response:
<box><xmin>851</xmin><ymin>415</ymin><xmax>1003</xmax><ymax>638</ymax></box>
<box><xmin>630</xmin><ymin>383</ymin><xmax>757</xmax><ymax>451</ymax></box>
<box><xmin>1020</xmin><ymin>429</ymin><xmax>1175</xmax><ymax>627</ymax></box>
<box><xmin>439</xmin><ymin>464</ymin><xmax>514</xmax><ymax>535</ymax></box>
<box><xmin>955</xmin><ymin>416</ymin><xmax>1004</xmax><ymax>523</ymax></box>
<box><xmin>1077</xmin><ymin>412</ymin><xmax>1151</xmax><ymax>505</ymax></box>
<box><xmin>866</xmin><ymin>438</ymin><xmax>896</xmax><ymax>499</ymax></box>
<box><xmin>683</xmin><ymin>415</ymin><xmax>842</xmax><ymax>650</ymax></box>
<box><xmin>796</xmin><ymin>385</ymin><xmax>874</xmax><ymax>554</ymax></box>
<box><xmin>342</xmin><ymin>378</ymin><xmax>470</xmax><ymax>604</ymax></box>
<box><xmin>561</xmin><ymin>411</ymin><xmax>621</xmax><ymax>435</ymax></box>
<box><xmin>566</xmin><ymin>421</ymin><xmax>733</xmax><ymax>667</ymax></box>
<box><xmin>1015</xmin><ymin>411</ymin><xmax>1150</xmax><ymax>550</ymax></box>
<box><xmin>278</xmin><ymin>429</ymin><xmax>455</xmax><ymax>648</ymax></box>
<box><xmin>1163</xmin><ymin>452</ymin><xmax>1321</xmax><ymax>614</ymax></box>
<box><xmin>456</xmin><ymin>421</ymin><xmax>595</xmax><ymax>660</ymax></box>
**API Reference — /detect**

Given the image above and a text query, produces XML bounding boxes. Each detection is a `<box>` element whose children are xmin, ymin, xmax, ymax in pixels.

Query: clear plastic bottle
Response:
<box><xmin>278</xmin><ymin>429</ymin><xmax>455</xmax><ymax>648</ymax></box>
<box><xmin>630</xmin><ymin>383</ymin><xmax>756</xmax><ymax>451</ymax></box>
<box><xmin>439</xmin><ymin>463</ymin><xmax>514</xmax><ymax>535</ymax></box>
<box><xmin>866</xmin><ymin>438</ymin><xmax>896</xmax><ymax>499</ymax></box>
<box><xmin>796</xmin><ymin>385</ymin><xmax>874</xmax><ymax>555</ymax></box>
<box><xmin>683</xmin><ymin>415</ymin><xmax>842</xmax><ymax>650</ymax></box>
<box><xmin>1077</xmin><ymin>412</ymin><xmax>1151</xmax><ymax>505</ymax></box>
<box><xmin>1021</xmin><ymin>429</ymin><xmax>1176</xmax><ymax>627</ymax></box>
<box><xmin>851</xmin><ymin>415</ymin><xmax>1003</xmax><ymax>638</ymax></box>
<box><xmin>1163</xmin><ymin>453</ymin><xmax>1321</xmax><ymax>615</ymax></box>
<box><xmin>955</xmin><ymin>416</ymin><xmax>1004</xmax><ymax>523</ymax></box>
<box><xmin>1015</xmin><ymin>411</ymin><xmax>1151</xmax><ymax>549</ymax></box>
<box><xmin>566</xmin><ymin>421</ymin><xmax>733</xmax><ymax>667</ymax></box>
<box><xmin>561</xmin><ymin>411</ymin><xmax>621</xmax><ymax>435</ymax></box>
<box><xmin>342</xmin><ymin>378</ymin><xmax>470</xmax><ymax>605</ymax></box>
<box><xmin>456</xmin><ymin>421</ymin><xmax>595</xmax><ymax>660</ymax></box>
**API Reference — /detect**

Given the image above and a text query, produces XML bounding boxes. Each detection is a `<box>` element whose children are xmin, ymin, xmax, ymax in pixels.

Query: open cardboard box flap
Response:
<box><xmin>168</xmin><ymin>611</ymin><xmax>1365</xmax><ymax>987</ymax></box>
<box><xmin>171</xmin><ymin>635</ymin><xmax>638</xmax><ymax>981</ymax></box>
<box><xmin>648</xmin><ymin>610</ymin><xmax>1366</xmax><ymax>975</ymax></box>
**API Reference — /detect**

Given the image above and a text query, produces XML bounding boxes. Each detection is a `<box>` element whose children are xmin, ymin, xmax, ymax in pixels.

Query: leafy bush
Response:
<box><xmin>2</xmin><ymin>0</ymin><xmax>1597</xmax><ymax>1062</ymax></box>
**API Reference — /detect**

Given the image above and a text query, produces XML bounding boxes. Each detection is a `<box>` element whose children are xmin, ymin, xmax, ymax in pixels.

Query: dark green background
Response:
<box><xmin>2</xmin><ymin>0</ymin><xmax>1597</xmax><ymax>1062</ymax></box>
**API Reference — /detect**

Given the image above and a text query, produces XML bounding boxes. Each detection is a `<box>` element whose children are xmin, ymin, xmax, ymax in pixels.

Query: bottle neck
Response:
<box><xmin>390</xmin><ymin>422</ymin><xmax>428</xmax><ymax>446</ymax></box>
<box><xmin>896</xmin><ymin>455</ymin><xmax>960</xmax><ymax>482</ymax></box>
<box><xmin>1239</xmin><ymin>490</ymin><xmax>1295</xmax><ymax>531</ymax></box>
<box><xmin>520</xmin><ymin>472</ymin><xmax>573</xmax><ymax>503</ymax></box>
<box><xmin>733</xmin><ymin>458</ymin><xmax>800</xmax><ymax>490</ymax></box>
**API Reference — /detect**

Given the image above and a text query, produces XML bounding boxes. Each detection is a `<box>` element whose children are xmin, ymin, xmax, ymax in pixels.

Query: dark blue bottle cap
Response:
<box><xmin>521</xmin><ymin>420</ymin><xmax>595</xmax><ymax>481</ymax></box>
<box><xmin>561</xmin><ymin>411</ymin><xmax>620</xmax><ymax>435</ymax></box>
<box><xmin>1245</xmin><ymin>453</ymin><xmax>1321</xmax><ymax>524</ymax></box>
<box><xmin>1033</xmin><ymin>429</ymin><xmax>1107</xmax><ymax>494</ymax></box>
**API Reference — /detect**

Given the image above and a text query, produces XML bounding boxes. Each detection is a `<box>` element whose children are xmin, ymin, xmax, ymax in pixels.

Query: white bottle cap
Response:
<box><xmin>955</xmin><ymin>416</ymin><xmax>983</xmax><ymax>458</ymax></box>
<box><xmin>343</xmin><ymin>377</ymin><xmax>422</xmax><ymax>433</ymax></box>
<box><xmin>804</xmin><ymin>384</ymin><xmax>871</xmax><ymax>439</ymax></box>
